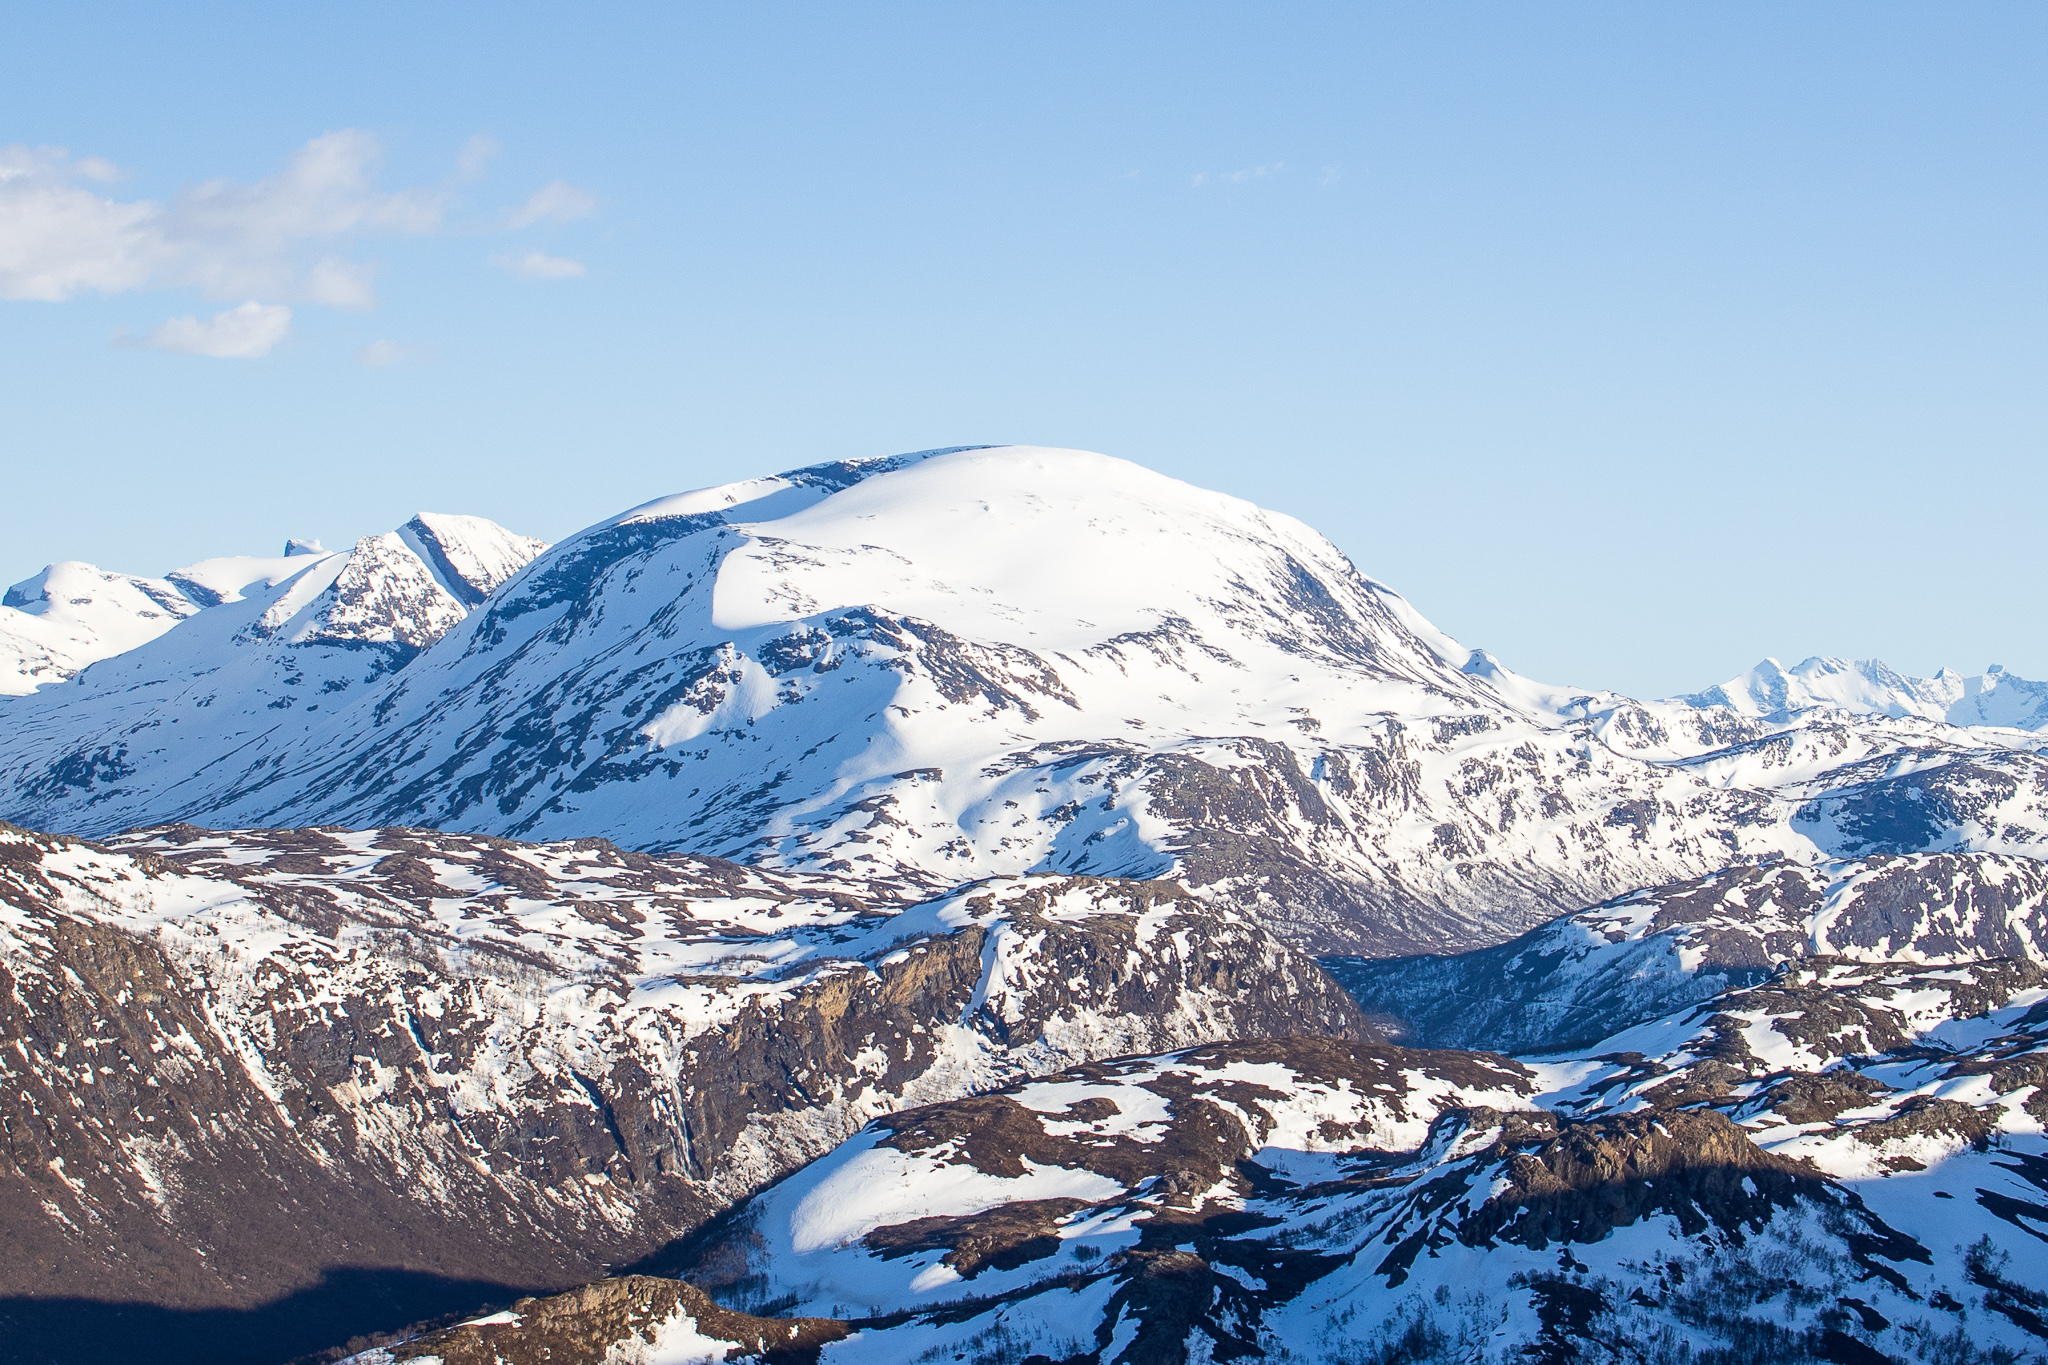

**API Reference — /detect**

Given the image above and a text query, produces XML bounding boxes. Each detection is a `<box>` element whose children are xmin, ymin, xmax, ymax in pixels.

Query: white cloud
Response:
<box><xmin>0</xmin><ymin>131</ymin><xmax>445</xmax><ymax>308</ymax></box>
<box><xmin>354</xmin><ymin>338</ymin><xmax>423</xmax><ymax>367</ymax></box>
<box><xmin>507</xmin><ymin>180</ymin><xmax>596</xmax><ymax>227</ymax></box>
<box><xmin>493</xmin><ymin>249</ymin><xmax>585</xmax><ymax>280</ymax></box>
<box><xmin>3</xmin><ymin>133</ymin><xmax>598</xmax><ymax>356</ymax></box>
<box><xmin>140</xmin><ymin>301</ymin><xmax>291</xmax><ymax>358</ymax></box>
<box><xmin>304</xmin><ymin>256</ymin><xmax>377</xmax><ymax>310</ymax></box>
<box><xmin>0</xmin><ymin>145</ymin><xmax>165</xmax><ymax>299</ymax></box>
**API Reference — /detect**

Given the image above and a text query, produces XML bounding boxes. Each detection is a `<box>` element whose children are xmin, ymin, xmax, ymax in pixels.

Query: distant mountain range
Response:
<box><xmin>1683</xmin><ymin>654</ymin><xmax>2048</xmax><ymax>731</ymax></box>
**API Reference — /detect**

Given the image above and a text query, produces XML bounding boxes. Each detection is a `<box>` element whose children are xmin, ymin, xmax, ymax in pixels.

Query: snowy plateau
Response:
<box><xmin>0</xmin><ymin>445</ymin><xmax>2044</xmax><ymax>1365</ymax></box>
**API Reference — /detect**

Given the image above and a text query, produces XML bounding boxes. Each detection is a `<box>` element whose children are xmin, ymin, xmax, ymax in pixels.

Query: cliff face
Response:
<box><xmin>0</xmin><ymin>821</ymin><xmax>1363</xmax><ymax>1365</ymax></box>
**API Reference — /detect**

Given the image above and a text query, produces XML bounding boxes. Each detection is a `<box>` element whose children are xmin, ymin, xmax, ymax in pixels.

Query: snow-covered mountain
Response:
<box><xmin>0</xmin><ymin>513</ymin><xmax>544</xmax><ymax>838</ymax></box>
<box><xmin>3</xmin><ymin>446</ymin><xmax>2046</xmax><ymax>956</ymax></box>
<box><xmin>10</xmin><ymin>445</ymin><xmax>2048</xmax><ymax>1365</ymax></box>
<box><xmin>0</xmin><ymin>514</ymin><xmax>544</xmax><ymax>703</ymax></box>
<box><xmin>0</xmin><ymin>559</ymin><xmax>205</xmax><ymax>695</ymax></box>
<box><xmin>1683</xmin><ymin>654</ymin><xmax>2048</xmax><ymax>731</ymax></box>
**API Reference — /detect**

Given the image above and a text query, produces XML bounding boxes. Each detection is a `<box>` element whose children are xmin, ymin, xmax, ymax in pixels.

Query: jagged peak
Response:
<box><xmin>398</xmin><ymin>512</ymin><xmax>548</xmax><ymax>608</ymax></box>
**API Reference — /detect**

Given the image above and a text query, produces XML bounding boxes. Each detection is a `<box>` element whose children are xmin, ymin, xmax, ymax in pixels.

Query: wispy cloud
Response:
<box><xmin>493</xmin><ymin>249</ymin><xmax>586</xmax><ymax>280</ymax></box>
<box><xmin>354</xmin><ymin>338</ymin><xmax>425</xmax><ymax>367</ymax></box>
<box><xmin>304</xmin><ymin>256</ymin><xmax>377</xmax><ymax>310</ymax></box>
<box><xmin>136</xmin><ymin>301</ymin><xmax>292</xmax><ymax>358</ymax></box>
<box><xmin>0</xmin><ymin>133</ymin><xmax>443</xmax><ymax>308</ymax></box>
<box><xmin>507</xmin><ymin>180</ymin><xmax>596</xmax><ymax>228</ymax></box>
<box><xmin>1190</xmin><ymin>162</ymin><xmax>1286</xmax><ymax>188</ymax></box>
<box><xmin>455</xmin><ymin>134</ymin><xmax>501</xmax><ymax>182</ymax></box>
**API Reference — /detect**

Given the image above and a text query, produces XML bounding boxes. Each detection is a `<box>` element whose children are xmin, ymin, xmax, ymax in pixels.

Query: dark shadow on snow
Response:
<box><xmin>0</xmin><ymin>1266</ymin><xmax>538</xmax><ymax>1365</ymax></box>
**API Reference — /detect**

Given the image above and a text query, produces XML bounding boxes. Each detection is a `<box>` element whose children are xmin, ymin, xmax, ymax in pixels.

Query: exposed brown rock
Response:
<box><xmin>1851</xmin><ymin>1097</ymin><xmax>1998</xmax><ymax>1161</ymax></box>
<box><xmin>1461</xmin><ymin>1108</ymin><xmax>1820</xmax><ymax>1249</ymax></box>
<box><xmin>1759</xmin><ymin>1072</ymin><xmax>1893</xmax><ymax>1125</ymax></box>
<box><xmin>0</xmin><ymin>825</ymin><xmax>1368</xmax><ymax>1365</ymax></box>
<box><xmin>373</xmin><ymin>1276</ymin><xmax>848</xmax><ymax>1365</ymax></box>
<box><xmin>863</xmin><ymin>1197</ymin><xmax>1093</xmax><ymax>1277</ymax></box>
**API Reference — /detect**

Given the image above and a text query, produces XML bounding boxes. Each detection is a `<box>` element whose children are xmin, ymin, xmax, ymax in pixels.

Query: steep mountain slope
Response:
<box><xmin>1685</xmin><ymin>655</ymin><xmax>2048</xmax><ymax>731</ymax></box>
<box><xmin>1330</xmin><ymin>851</ymin><xmax>2048</xmax><ymax>1053</ymax></box>
<box><xmin>4</xmin><ymin>447</ymin><xmax>2046</xmax><ymax>956</ymax></box>
<box><xmin>366</xmin><ymin>949</ymin><xmax>2048</xmax><ymax>1365</ymax></box>
<box><xmin>0</xmin><ymin>820</ymin><xmax>1360</xmax><ymax>1365</ymax></box>
<box><xmin>0</xmin><ymin>560</ymin><xmax>204</xmax><ymax>695</ymax></box>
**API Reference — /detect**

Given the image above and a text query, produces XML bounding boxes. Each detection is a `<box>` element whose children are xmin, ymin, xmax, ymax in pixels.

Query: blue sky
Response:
<box><xmin>3</xmin><ymin>3</ymin><xmax>2043</xmax><ymax>698</ymax></box>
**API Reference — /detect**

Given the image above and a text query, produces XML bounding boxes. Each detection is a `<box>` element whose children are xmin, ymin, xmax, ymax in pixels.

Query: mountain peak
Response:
<box><xmin>0</xmin><ymin>561</ymin><xmax>204</xmax><ymax>696</ymax></box>
<box><xmin>398</xmin><ymin>512</ymin><xmax>548</xmax><ymax>607</ymax></box>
